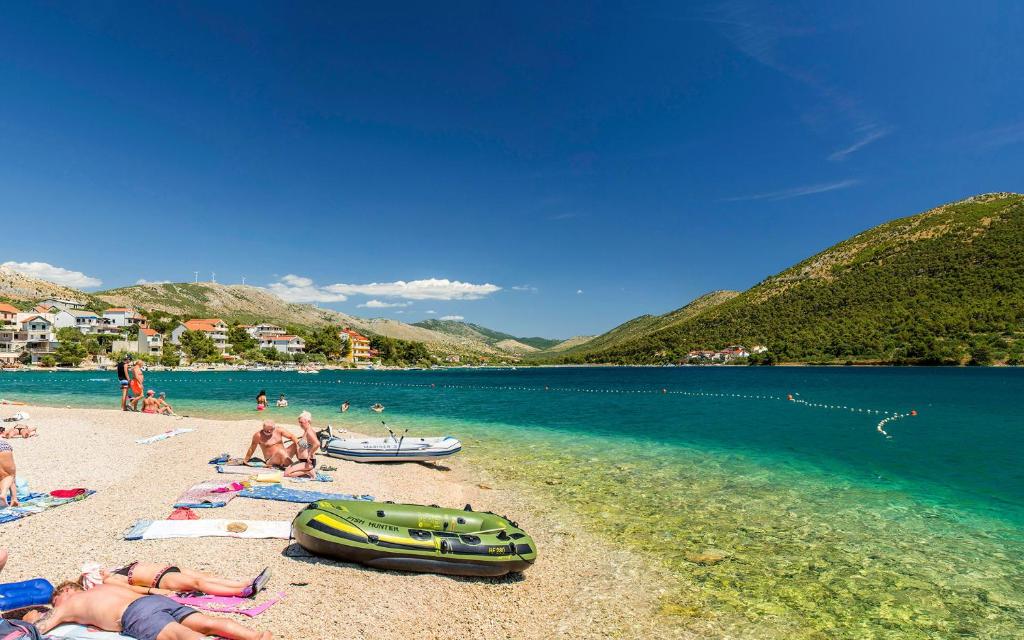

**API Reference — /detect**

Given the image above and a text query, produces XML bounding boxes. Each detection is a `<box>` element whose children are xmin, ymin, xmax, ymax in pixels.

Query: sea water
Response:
<box><xmin>2</xmin><ymin>367</ymin><xmax>1021</xmax><ymax>638</ymax></box>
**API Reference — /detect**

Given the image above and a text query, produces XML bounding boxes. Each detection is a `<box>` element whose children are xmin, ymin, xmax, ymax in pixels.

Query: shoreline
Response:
<box><xmin>0</xmin><ymin>403</ymin><xmax>683</xmax><ymax>639</ymax></box>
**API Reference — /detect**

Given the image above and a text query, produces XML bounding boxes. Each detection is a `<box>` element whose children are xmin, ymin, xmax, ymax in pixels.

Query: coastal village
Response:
<box><xmin>0</xmin><ymin>297</ymin><xmax>374</xmax><ymax>369</ymax></box>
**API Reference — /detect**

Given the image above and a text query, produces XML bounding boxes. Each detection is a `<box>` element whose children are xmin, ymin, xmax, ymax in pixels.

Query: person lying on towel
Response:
<box><xmin>79</xmin><ymin>561</ymin><xmax>271</xmax><ymax>598</ymax></box>
<box><xmin>243</xmin><ymin>420</ymin><xmax>298</xmax><ymax>469</ymax></box>
<box><xmin>24</xmin><ymin>581</ymin><xmax>272</xmax><ymax>640</ymax></box>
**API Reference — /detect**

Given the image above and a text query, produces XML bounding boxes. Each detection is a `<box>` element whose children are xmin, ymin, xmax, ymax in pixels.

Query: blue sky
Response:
<box><xmin>1</xmin><ymin>2</ymin><xmax>1022</xmax><ymax>337</ymax></box>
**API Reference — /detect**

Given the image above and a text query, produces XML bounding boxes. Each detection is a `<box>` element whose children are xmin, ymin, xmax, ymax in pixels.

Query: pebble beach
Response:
<box><xmin>1</xmin><ymin>404</ymin><xmax>682</xmax><ymax>639</ymax></box>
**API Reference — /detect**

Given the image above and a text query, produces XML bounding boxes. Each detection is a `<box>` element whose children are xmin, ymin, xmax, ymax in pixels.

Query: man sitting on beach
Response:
<box><xmin>243</xmin><ymin>420</ymin><xmax>297</xmax><ymax>469</ymax></box>
<box><xmin>25</xmin><ymin>581</ymin><xmax>271</xmax><ymax>640</ymax></box>
<box><xmin>156</xmin><ymin>392</ymin><xmax>175</xmax><ymax>416</ymax></box>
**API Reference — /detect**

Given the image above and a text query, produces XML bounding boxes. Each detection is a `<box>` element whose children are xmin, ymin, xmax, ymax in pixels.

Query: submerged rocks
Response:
<box><xmin>685</xmin><ymin>548</ymin><xmax>729</xmax><ymax>565</ymax></box>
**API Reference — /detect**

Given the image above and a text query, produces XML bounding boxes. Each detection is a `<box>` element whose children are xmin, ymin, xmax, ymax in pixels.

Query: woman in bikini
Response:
<box><xmin>0</xmin><ymin>440</ymin><xmax>17</xmax><ymax>507</ymax></box>
<box><xmin>0</xmin><ymin>423</ymin><xmax>36</xmax><ymax>438</ymax></box>
<box><xmin>256</xmin><ymin>390</ymin><xmax>267</xmax><ymax>411</ymax></box>
<box><xmin>284</xmin><ymin>410</ymin><xmax>319</xmax><ymax>478</ymax></box>
<box><xmin>80</xmin><ymin>561</ymin><xmax>271</xmax><ymax>598</ymax></box>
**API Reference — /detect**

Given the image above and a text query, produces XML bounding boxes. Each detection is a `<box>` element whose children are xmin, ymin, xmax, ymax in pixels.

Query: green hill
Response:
<box><xmin>554</xmin><ymin>192</ymin><xmax>1024</xmax><ymax>365</ymax></box>
<box><xmin>413</xmin><ymin>319</ymin><xmax>561</xmax><ymax>352</ymax></box>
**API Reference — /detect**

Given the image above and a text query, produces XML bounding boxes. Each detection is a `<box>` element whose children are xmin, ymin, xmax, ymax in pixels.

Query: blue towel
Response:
<box><xmin>237</xmin><ymin>484</ymin><xmax>373</xmax><ymax>504</ymax></box>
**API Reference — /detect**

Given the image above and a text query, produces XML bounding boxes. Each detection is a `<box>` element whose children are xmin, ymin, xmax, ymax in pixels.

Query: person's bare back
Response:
<box><xmin>32</xmin><ymin>584</ymin><xmax>138</xmax><ymax>634</ymax></box>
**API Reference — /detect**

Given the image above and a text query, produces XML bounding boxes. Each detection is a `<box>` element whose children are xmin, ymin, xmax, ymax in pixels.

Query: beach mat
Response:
<box><xmin>238</xmin><ymin>484</ymin><xmax>373</xmax><ymax>504</ymax></box>
<box><xmin>136</xmin><ymin>428</ymin><xmax>193</xmax><ymax>445</ymax></box>
<box><xmin>46</xmin><ymin>624</ymin><xmax>132</xmax><ymax>639</ymax></box>
<box><xmin>124</xmin><ymin>519</ymin><xmax>291</xmax><ymax>540</ymax></box>
<box><xmin>0</xmin><ymin>490</ymin><xmax>95</xmax><ymax>525</ymax></box>
<box><xmin>169</xmin><ymin>591</ymin><xmax>285</xmax><ymax>617</ymax></box>
<box><xmin>172</xmin><ymin>480</ymin><xmax>242</xmax><ymax>509</ymax></box>
<box><xmin>215</xmin><ymin>464</ymin><xmax>271</xmax><ymax>475</ymax></box>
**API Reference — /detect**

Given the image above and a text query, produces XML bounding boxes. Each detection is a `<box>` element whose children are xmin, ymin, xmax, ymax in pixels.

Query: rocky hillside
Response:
<box><xmin>412</xmin><ymin>319</ymin><xmax>561</xmax><ymax>353</ymax></box>
<box><xmin>0</xmin><ymin>266</ymin><xmax>86</xmax><ymax>306</ymax></box>
<box><xmin>553</xmin><ymin>193</ymin><xmax>1024</xmax><ymax>364</ymax></box>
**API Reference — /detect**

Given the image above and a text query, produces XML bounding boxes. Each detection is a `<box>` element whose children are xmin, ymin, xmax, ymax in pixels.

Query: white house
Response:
<box><xmin>53</xmin><ymin>309</ymin><xmax>104</xmax><ymax>334</ymax></box>
<box><xmin>259</xmin><ymin>334</ymin><xmax>305</xmax><ymax>355</ymax></box>
<box><xmin>246</xmin><ymin>323</ymin><xmax>285</xmax><ymax>338</ymax></box>
<box><xmin>104</xmin><ymin>308</ymin><xmax>147</xmax><ymax>327</ymax></box>
<box><xmin>15</xmin><ymin>313</ymin><xmax>58</xmax><ymax>363</ymax></box>
<box><xmin>138</xmin><ymin>327</ymin><xmax>164</xmax><ymax>355</ymax></box>
<box><xmin>171</xmin><ymin>318</ymin><xmax>230</xmax><ymax>353</ymax></box>
<box><xmin>39</xmin><ymin>298</ymin><xmax>85</xmax><ymax>311</ymax></box>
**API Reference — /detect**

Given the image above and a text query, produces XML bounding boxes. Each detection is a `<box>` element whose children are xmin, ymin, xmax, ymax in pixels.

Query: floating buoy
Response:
<box><xmin>910</xmin><ymin>410</ymin><xmax>917</xmax><ymax>416</ymax></box>
<box><xmin>787</xmin><ymin>394</ymin><xmax>794</xmax><ymax>401</ymax></box>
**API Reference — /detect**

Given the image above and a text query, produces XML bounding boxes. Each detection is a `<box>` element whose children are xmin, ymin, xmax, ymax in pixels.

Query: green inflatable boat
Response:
<box><xmin>292</xmin><ymin>499</ymin><xmax>537</xmax><ymax>577</ymax></box>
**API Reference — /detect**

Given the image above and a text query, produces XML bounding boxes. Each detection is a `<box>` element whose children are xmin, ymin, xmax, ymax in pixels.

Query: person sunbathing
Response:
<box><xmin>80</xmin><ymin>562</ymin><xmax>271</xmax><ymax>598</ymax></box>
<box><xmin>0</xmin><ymin>423</ymin><xmax>36</xmax><ymax>438</ymax></box>
<box><xmin>25</xmin><ymin>582</ymin><xmax>271</xmax><ymax>640</ymax></box>
<box><xmin>243</xmin><ymin>420</ymin><xmax>297</xmax><ymax>469</ymax></box>
<box><xmin>284</xmin><ymin>410</ymin><xmax>320</xmax><ymax>479</ymax></box>
<box><xmin>0</xmin><ymin>440</ymin><xmax>17</xmax><ymax>507</ymax></box>
<box><xmin>0</xmin><ymin>548</ymin><xmax>7</xmax><ymax>576</ymax></box>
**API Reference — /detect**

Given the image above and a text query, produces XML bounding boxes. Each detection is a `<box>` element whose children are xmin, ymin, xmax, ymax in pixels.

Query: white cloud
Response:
<box><xmin>267</xmin><ymin>274</ymin><xmax>349</xmax><ymax>303</ymax></box>
<box><xmin>576</xmin><ymin>289</ymin><xmax>584</xmax><ymax>295</ymax></box>
<box><xmin>425</xmin><ymin>310</ymin><xmax>436</xmax><ymax>315</ymax></box>
<box><xmin>266</xmin><ymin>275</ymin><xmax>500</xmax><ymax>303</ymax></box>
<box><xmin>136</xmin><ymin>278</ymin><xmax>171</xmax><ymax>285</ymax></box>
<box><xmin>357</xmin><ymin>299</ymin><xmax>411</xmax><ymax>309</ymax></box>
<box><xmin>829</xmin><ymin>126</ymin><xmax>893</xmax><ymax>161</ymax></box>
<box><xmin>512</xmin><ymin>284</ymin><xmax>538</xmax><ymax>292</ymax></box>
<box><xmin>1</xmin><ymin>261</ymin><xmax>103</xmax><ymax>288</ymax></box>
<box><xmin>440</xmin><ymin>315</ymin><xmax>464</xmax><ymax>321</ymax></box>
<box><xmin>722</xmin><ymin>179</ymin><xmax>861</xmax><ymax>202</ymax></box>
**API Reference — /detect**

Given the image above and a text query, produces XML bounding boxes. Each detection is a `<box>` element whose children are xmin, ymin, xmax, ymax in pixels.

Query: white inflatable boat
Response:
<box><xmin>317</xmin><ymin>426</ymin><xmax>462</xmax><ymax>463</ymax></box>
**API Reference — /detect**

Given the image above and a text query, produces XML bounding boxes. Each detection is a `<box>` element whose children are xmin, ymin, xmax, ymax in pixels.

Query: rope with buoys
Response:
<box><xmin>787</xmin><ymin>393</ymin><xmax>918</xmax><ymax>438</ymax></box>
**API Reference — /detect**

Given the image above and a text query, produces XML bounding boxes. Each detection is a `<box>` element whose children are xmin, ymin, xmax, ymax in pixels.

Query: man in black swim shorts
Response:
<box><xmin>26</xmin><ymin>581</ymin><xmax>271</xmax><ymax>639</ymax></box>
<box><xmin>116</xmin><ymin>354</ymin><xmax>131</xmax><ymax>411</ymax></box>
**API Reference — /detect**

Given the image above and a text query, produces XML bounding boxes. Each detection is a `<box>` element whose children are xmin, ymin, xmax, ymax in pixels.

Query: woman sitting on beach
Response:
<box><xmin>284</xmin><ymin>410</ymin><xmax>319</xmax><ymax>478</ymax></box>
<box><xmin>0</xmin><ymin>440</ymin><xmax>17</xmax><ymax>507</ymax></box>
<box><xmin>80</xmin><ymin>562</ymin><xmax>271</xmax><ymax>598</ymax></box>
<box><xmin>0</xmin><ymin>423</ymin><xmax>36</xmax><ymax>438</ymax></box>
<box><xmin>141</xmin><ymin>390</ymin><xmax>161</xmax><ymax>414</ymax></box>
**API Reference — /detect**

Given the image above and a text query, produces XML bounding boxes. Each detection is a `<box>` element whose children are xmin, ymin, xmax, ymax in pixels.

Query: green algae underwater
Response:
<box><xmin>3</xmin><ymin>366</ymin><xmax>1022</xmax><ymax>638</ymax></box>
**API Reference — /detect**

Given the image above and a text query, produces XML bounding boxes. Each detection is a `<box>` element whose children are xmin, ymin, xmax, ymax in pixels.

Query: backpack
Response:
<box><xmin>0</xmin><ymin>619</ymin><xmax>43</xmax><ymax>640</ymax></box>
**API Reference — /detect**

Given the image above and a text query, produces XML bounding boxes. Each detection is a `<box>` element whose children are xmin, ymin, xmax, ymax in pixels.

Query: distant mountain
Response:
<box><xmin>412</xmin><ymin>319</ymin><xmax>562</xmax><ymax>353</ymax></box>
<box><xmin>0</xmin><ymin>277</ymin><xmax>509</xmax><ymax>359</ymax></box>
<box><xmin>553</xmin><ymin>193</ymin><xmax>1024</xmax><ymax>365</ymax></box>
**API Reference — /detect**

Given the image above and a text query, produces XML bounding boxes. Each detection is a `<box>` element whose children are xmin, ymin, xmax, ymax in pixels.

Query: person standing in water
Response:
<box><xmin>256</xmin><ymin>390</ymin><xmax>267</xmax><ymax>411</ymax></box>
<box><xmin>340</xmin><ymin>400</ymin><xmax>350</xmax><ymax>413</ymax></box>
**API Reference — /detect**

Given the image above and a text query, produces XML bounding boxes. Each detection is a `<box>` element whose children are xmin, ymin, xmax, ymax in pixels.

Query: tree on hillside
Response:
<box><xmin>305</xmin><ymin>326</ymin><xmax>344</xmax><ymax>359</ymax></box>
<box><xmin>160</xmin><ymin>344</ymin><xmax>181</xmax><ymax>367</ymax></box>
<box><xmin>125</xmin><ymin>324</ymin><xmax>140</xmax><ymax>338</ymax></box>
<box><xmin>54</xmin><ymin>340</ymin><xmax>88</xmax><ymax>366</ymax></box>
<box><xmin>228</xmin><ymin>325</ymin><xmax>257</xmax><ymax>354</ymax></box>
<box><xmin>179</xmin><ymin>329</ymin><xmax>217</xmax><ymax>361</ymax></box>
<box><xmin>56</xmin><ymin>327</ymin><xmax>84</xmax><ymax>343</ymax></box>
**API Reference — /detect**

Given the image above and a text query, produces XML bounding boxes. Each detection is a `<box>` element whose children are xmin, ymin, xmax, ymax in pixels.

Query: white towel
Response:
<box><xmin>135</xmin><ymin>519</ymin><xmax>291</xmax><ymax>540</ymax></box>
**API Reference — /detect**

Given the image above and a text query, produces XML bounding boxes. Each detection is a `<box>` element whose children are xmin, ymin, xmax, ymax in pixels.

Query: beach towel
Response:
<box><xmin>291</xmin><ymin>472</ymin><xmax>334</xmax><ymax>483</ymax></box>
<box><xmin>0</xmin><ymin>491</ymin><xmax>95</xmax><ymax>525</ymax></box>
<box><xmin>215</xmin><ymin>464</ymin><xmax>271</xmax><ymax>475</ymax></box>
<box><xmin>45</xmin><ymin>624</ymin><xmax>132</xmax><ymax>639</ymax></box>
<box><xmin>168</xmin><ymin>591</ymin><xmax>285</xmax><ymax>618</ymax></box>
<box><xmin>238</xmin><ymin>484</ymin><xmax>373</xmax><ymax>504</ymax></box>
<box><xmin>167</xmin><ymin>507</ymin><xmax>199</xmax><ymax>520</ymax></box>
<box><xmin>209</xmin><ymin>455</ymin><xmax>263</xmax><ymax>466</ymax></box>
<box><xmin>124</xmin><ymin>519</ymin><xmax>291</xmax><ymax>540</ymax></box>
<box><xmin>172</xmin><ymin>480</ymin><xmax>241</xmax><ymax>509</ymax></box>
<box><xmin>136</xmin><ymin>428</ymin><xmax>193</xmax><ymax>445</ymax></box>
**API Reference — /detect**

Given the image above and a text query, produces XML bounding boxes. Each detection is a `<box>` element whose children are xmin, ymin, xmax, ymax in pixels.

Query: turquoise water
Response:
<box><xmin>3</xmin><ymin>367</ymin><xmax>1022</xmax><ymax>637</ymax></box>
